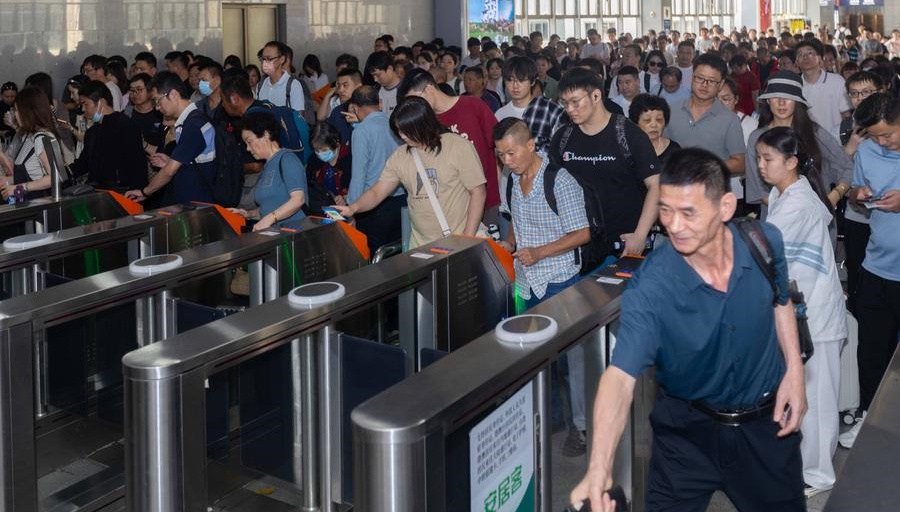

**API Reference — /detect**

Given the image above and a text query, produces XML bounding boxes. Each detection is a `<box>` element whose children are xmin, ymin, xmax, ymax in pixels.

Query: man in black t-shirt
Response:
<box><xmin>126</xmin><ymin>73</ymin><xmax>164</xmax><ymax>153</ymax></box>
<box><xmin>550</xmin><ymin>67</ymin><xmax>660</xmax><ymax>257</ymax></box>
<box><xmin>548</xmin><ymin>68</ymin><xmax>661</xmax><ymax>459</ymax></box>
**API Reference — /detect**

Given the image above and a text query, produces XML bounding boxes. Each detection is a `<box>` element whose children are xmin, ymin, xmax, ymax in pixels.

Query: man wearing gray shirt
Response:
<box><xmin>665</xmin><ymin>53</ymin><xmax>746</xmax><ymax>176</ymax></box>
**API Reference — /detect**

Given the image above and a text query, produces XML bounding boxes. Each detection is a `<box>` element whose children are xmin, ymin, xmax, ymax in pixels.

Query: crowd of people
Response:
<box><xmin>0</xmin><ymin>20</ymin><xmax>897</xmax><ymax>511</ymax></box>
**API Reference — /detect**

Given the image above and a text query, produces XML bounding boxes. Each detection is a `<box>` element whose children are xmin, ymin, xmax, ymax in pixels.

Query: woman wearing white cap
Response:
<box><xmin>744</xmin><ymin>70</ymin><xmax>854</xmax><ymax>236</ymax></box>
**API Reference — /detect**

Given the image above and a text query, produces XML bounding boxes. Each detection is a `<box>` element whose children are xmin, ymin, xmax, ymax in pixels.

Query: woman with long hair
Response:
<box><xmin>744</xmin><ymin>71</ymin><xmax>853</xmax><ymax>229</ymax></box>
<box><xmin>333</xmin><ymin>96</ymin><xmax>486</xmax><ymax>248</ymax></box>
<box><xmin>0</xmin><ymin>87</ymin><xmax>66</xmax><ymax>200</ymax></box>
<box><xmin>640</xmin><ymin>49</ymin><xmax>667</xmax><ymax>94</ymax></box>
<box><xmin>756</xmin><ymin>126</ymin><xmax>847</xmax><ymax>498</ymax></box>
<box><xmin>302</xmin><ymin>54</ymin><xmax>329</xmax><ymax>92</ymax></box>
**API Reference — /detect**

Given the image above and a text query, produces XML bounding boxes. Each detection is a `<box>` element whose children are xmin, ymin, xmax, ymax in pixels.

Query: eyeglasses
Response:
<box><xmin>259</xmin><ymin>55</ymin><xmax>282</xmax><ymax>63</ymax></box>
<box><xmin>848</xmin><ymin>89</ymin><xmax>877</xmax><ymax>99</ymax></box>
<box><xmin>648</xmin><ymin>61</ymin><xmax>665</xmax><ymax>68</ymax></box>
<box><xmin>82</xmin><ymin>67</ymin><xmax>95</xmax><ymax>74</ymax></box>
<box><xmin>693</xmin><ymin>75</ymin><xmax>722</xmax><ymax>86</ymax></box>
<box><xmin>153</xmin><ymin>91</ymin><xmax>170</xmax><ymax>107</ymax></box>
<box><xmin>129</xmin><ymin>87</ymin><xmax>146</xmax><ymax>94</ymax></box>
<box><xmin>558</xmin><ymin>93</ymin><xmax>591</xmax><ymax>110</ymax></box>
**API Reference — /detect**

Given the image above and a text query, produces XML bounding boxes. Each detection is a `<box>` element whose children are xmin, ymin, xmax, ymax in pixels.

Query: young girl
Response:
<box><xmin>756</xmin><ymin>126</ymin><xmax>848</xmax><ymax>499</ymax></box>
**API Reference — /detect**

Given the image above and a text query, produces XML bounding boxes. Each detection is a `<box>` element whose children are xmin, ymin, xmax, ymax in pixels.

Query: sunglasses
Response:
<box><xmin>648</xmin><ymin>61</ymin><xmax>665</xmax><ymax>68</ymax></box>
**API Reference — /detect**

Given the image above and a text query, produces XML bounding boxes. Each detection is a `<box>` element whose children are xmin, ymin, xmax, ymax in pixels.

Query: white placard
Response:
<box><xmin>469</xmin><ymin>382</ymin><xmax>534</xmax><ymax>512</ymax></box>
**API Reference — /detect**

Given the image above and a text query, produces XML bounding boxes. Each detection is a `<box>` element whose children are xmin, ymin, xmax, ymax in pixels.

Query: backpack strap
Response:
<box><xmin>732</xmin><ymin>217</ymin><xmax>779</xmax><ymax>302</ymax></box>
<box><xmin>285</xmin><ymin>75</ymin><xmax>295</xmax><ymax>110</ymax></box>
<box><xmin>614</xmin><ymin>114</ymin><xmax>636</xmax><ymax>169</ymax></box>
<box><xmin>542</xmin><ymin>161</ymin><xmax>561</xmax><ymax>216</ymax></box>
<box><xmin>644</xmin><ymin>72</ymin><xmax>651</xmax><ymax>93</ymax></box>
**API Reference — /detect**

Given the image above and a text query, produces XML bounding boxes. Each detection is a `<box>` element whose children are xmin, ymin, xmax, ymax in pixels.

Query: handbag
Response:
<box><xmin>733</xmin><ymin>217</ymin><xmax>815</xmax><ymax>363</ymax></box>
<box><xmin>411</xmin><ymin>148</ymin><xmax>488</xmax><ymax>239</ymax></box>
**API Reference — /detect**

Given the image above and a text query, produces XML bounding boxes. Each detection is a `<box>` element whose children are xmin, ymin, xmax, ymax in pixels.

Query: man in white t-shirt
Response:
<box><xmin>796</xmin><ymin>40</ymin><xmax>851</xmax><ymax>142</ymax></box>
<box><xmin>256</xmin><ymin>41</ymin><xmax>305</xmax><ymax>113</ymax></box>
<box><xmin>675</xmin><ymin>40</ymin><xmax>696</xmax><ymax>95</ymax></box>
<box><xmin>580</xmin><ymin>29</ymin><xmax>610</xmax><ymax>67</ymax></box>
<box><xmin>461</xmin><ymin>37</ymin><xmax>483</xmax><ymax>69</ymax></box>
<box><xmin>369</xmin><ymin>51</ymin><xmax>402</xmax><ymax>114</ymax></box>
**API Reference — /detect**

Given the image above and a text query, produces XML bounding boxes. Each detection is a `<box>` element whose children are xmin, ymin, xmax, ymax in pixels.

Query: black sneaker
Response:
<box><xmin>562</xmin><ymin>429</ymin><xmax>586</xmax><ymax>457</ymax></box>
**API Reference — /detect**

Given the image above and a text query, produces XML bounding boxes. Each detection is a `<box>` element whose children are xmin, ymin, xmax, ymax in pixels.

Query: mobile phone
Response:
<box><xmin>322</xmin><ymin>207</ymin><xmax>346</xmax><ymax>222</ymax></box>
<box><xmin>863</xmin><ymin>195</ymin><xmax>883</xmax><ymax>209</ymax></box>
<box><xmin>55</xmin><ymin>118</ymin><xmax>70</xmax><ymax>126</ymax></box>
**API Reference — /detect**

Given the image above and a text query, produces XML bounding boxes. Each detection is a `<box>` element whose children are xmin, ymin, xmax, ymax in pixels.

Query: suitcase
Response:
<box><xmin>838</xmin><ymin>311</ymin><xmax>860</xmax><ymax>424</ymax></box>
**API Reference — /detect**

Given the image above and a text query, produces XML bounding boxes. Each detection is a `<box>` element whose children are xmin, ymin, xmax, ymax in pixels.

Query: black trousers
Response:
<box><xmin>843</xmin><ymin>218</ymin><xmax>871</xmax><ymax>316</ymax></box>
<box><xmin>646</xmin><ymin>394</ymin><xmax>805</xmax><ymax>511</ymax></box>
<box><xmin>857</xmin><ymin>268</ymin><xmax>900</xmax><ymax>412</ymax></box>
<box><xmin>355</xmin><ymin>194</ymin><xmax>406</xmax><ymax>254</ymax></box>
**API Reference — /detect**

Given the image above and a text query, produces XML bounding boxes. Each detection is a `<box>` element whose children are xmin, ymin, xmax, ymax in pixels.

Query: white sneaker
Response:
<box><xmin>838</xmin><ymin>411</ymin><xmax>866</xmax><ymax>449</ymax></box>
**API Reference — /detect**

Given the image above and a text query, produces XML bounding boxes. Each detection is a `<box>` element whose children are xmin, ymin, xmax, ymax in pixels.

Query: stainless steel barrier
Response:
<box><xmin>0</xmin><ymin>190</ymin><xmax>141</xmax><ymax>240</ymax></box>
<box><xmin>122</xmin><ymin>235</ymin><xmax>513</xmax><ymax>512</ymax></box>
<box><xmin>825</xmin><ymin>344</ymin><xmax>900</xmax><ymax>511</ymax></box>
<box><xmin>0</xmin><ymin>230</ymin><xmax>294</xmax><ymax>512</ymax></box>
<box><xmin>352</xmin><ymin>267</ymin><xmax>657</xmax><ymax>511</ymax></box>
<box><xmin>0</xmin><ymin>203</ymin><xmax>238</xmax><ymax>298</ymax></box>
<box><xmin>0</xmin><ymin>216</ymin><xmax>370</xmax><ymax>512</ymax></box>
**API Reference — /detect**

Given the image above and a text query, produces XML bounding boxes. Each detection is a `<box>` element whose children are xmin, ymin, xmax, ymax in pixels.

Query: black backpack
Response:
<box><xmin>549</xmin><ymin>114</ymin><xmax>636</xmax><ymax>274</ymax></box>
<box><xmin>187</xmin><ymin>109</ymin><xmax>244</xmax><ymax>207</ymax></box>
<box><xmin>275</xmin><ymin>156</ymin><xmax>334</xmax><ymax>217</ymax></box>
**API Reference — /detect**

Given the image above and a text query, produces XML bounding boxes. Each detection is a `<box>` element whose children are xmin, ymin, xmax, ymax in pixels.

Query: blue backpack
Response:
<box><xmin>247</xmin><ymin>101</ymin><xmax>312</xmax><ymax>165</ymax></box>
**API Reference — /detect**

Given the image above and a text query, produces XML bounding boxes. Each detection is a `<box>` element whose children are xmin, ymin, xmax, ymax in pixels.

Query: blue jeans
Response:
<box><xmin>521</xmin><ymin>273</ymin><xmax>582</xmax><ymax>429</ymax></box>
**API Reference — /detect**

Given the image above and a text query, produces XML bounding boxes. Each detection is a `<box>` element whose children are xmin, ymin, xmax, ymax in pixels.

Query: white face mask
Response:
<box><xmin>261</xmin><ymin>61</ymin><xmax>276</xmax><ymax>76</ymax></box>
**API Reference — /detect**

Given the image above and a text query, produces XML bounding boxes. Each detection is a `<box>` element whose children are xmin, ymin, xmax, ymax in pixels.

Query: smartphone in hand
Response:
<box><xmin>322</xmin><ymin>206</ymin><xmax>346</xmax><ymax>222</ymax></box>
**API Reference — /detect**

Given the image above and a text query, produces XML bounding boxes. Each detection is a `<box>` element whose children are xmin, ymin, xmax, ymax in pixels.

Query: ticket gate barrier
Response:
<box><xmin>0</xmin><ymin>219</ymin><xmax>369</xmax><ymax>512</ymax></box>
<box><xmin>122</xmin><ymin>236</ymin><xmax>514</xmax><ymax>512</ymax></box>
<box><xmin>0</xmin><ymin>190</ymin><xmax>141</xmax><ymax>241</ymax></box>
<box><xmin>0</xmin><ymin>203</ymin><xmax>243</xmax><ymax>298</ymax></box>
<box><xmin>825</xmin><ymin>344</ymin><xmax>900</xmax><ymax>511</ymax></box>
<box><xmin>352</xmin><ymin>264</ymin><xmax>659</xmax><ymax>512</ymax></box>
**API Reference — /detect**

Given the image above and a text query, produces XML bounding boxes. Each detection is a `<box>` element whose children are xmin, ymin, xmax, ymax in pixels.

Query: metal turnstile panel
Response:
<box><xmin>443</xmin><ymin>245</ymin><xmax>512</xmax><ymax>352</ymax></box>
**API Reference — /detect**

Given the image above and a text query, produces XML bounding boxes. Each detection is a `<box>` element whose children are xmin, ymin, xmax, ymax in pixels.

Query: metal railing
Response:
<box><xmin>352</xmin><ymin>269</ymin><xmax>656</xmax><ymax>511</ymax></box>
<box><xmin>0</xmin><ymin>229</ymin><xmax>294</xmax><ymax>512</ymax></box>
<box><xmin>122</xmin><ymin>236</ymin><xmax>513</xmax><ymax>512</ymax></box>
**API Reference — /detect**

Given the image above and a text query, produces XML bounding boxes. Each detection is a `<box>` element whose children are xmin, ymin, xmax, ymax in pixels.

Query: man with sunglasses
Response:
<box><xmin>124</xmin><ymin>72</ymin><xmax>217</xmax><ymax>206</ymax></box>
<box><xmin>665</xmin><ymin>53</ymin><xmax>746</xmax><ymax>175</ymax></box>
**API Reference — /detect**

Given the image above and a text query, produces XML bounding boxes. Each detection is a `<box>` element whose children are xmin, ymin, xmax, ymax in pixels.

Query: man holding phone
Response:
<box><xmin>841</xmin><ymin>93</ymin><xmax>900</xmax><ymax>448</ymax></box>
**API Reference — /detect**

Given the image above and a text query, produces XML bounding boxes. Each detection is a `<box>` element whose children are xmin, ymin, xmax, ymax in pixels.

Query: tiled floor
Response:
<box><xmin>551</xmin><ymin>424</ymin><xmax>852</xmax><ymax>511</ymax></box>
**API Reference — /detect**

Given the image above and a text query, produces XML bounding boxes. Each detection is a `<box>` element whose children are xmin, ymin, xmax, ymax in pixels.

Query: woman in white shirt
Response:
<box><xmin>756</xmin><ymin>126</ymin><xmax>848</xmax><ymax>499</ymax></box>
<box><xmin>302</xmin><ymin>54</ymin><xmax>329</xmax><ymax>93</ymax></box>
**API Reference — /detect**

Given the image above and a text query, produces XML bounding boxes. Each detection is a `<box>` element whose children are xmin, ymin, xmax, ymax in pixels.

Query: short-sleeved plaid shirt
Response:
<box><xmin>510</xmin><ymin>155</ymin><xmax>588</xmax><ymax>299</ymax></box>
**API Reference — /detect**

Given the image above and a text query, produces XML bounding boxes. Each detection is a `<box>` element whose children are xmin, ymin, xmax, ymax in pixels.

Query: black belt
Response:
<box><xmin>689</xmin><ymin>395</ymin><xmax>776</xmax><ymax>427</ymax></box>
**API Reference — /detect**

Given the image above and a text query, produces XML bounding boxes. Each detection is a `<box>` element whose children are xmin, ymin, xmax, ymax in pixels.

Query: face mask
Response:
<box><xmin>261</xmin><ymin>62</ymin><xmax>276</xmax><ymax>76</ymax></box>
<box><xmin>92</xmin><ymin>112</ymin><xmax>102</xmax><ymax>123</ymax></box>
<box><xmin>316</xmin><ymin>150</ymin><xmax>336</xmax><ymax>162</ymax></box>
<box><xmin>198</xmin><ymin>80</ymin><xmax>213</xmax><ymax>97</ymax></box>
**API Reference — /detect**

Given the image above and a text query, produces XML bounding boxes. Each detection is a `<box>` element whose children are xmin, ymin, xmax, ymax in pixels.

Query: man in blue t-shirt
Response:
<box><xmin>840</xmin><ymin>93</ymin><xmax>900</xmax><ymax>449</ymax></box>
<box><xmin>125</xmin><ymin>71</ymin><xmax>217</xmax><ymax>206</ymax></box>
<box><xmin>569</xmin><ymin>149</ymin><xmax>807</xmax><ymax>512</ymax></box>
